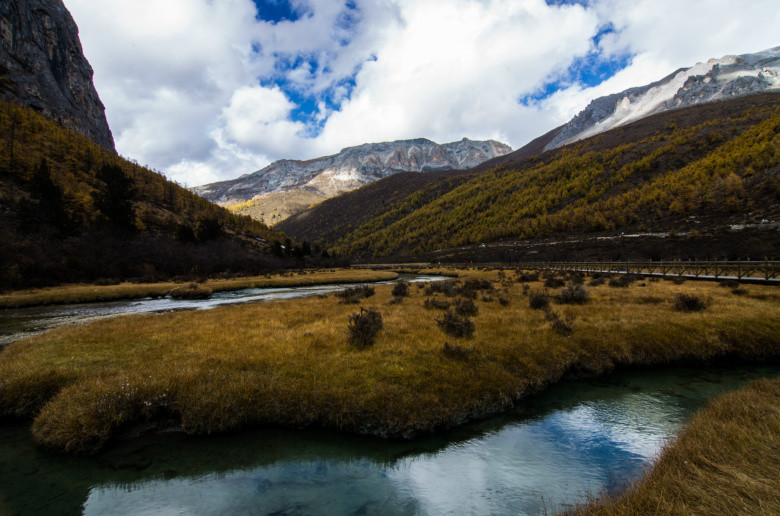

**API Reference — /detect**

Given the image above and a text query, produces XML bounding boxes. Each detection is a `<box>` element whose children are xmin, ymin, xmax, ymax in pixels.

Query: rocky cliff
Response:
<box><xmin>545</xmin><ymin>46</ymin><xmax>780</xmax><ymax>151</ymax></box>
<box><xmin>194</xmin><ymin>137</ymin><xmax>512</xmax><ymax>204</ymax></box>
<box><xmin>0</xmin><ymin>0</ymin><xmax>115</xmax><ymax>151</ymax></box>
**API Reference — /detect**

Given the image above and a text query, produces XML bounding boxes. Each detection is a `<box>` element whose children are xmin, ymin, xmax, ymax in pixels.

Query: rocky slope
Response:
<box><xmin>0</xmin><ymin>0</ymin><xmax>115</xmax><ymax>151</ymax></box>
<box><xmin>545</xmin><ymin>46</ymin><xmax>780</xmax><ymax>151</ymax></box>
<box><xmin>193</xmin><ymin>138</ymin><xmax>512</xmax><ymax>211</ymax></box>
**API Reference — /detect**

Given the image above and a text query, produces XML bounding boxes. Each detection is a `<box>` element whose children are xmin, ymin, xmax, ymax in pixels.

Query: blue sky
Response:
<box><xmin>64</xmin><ymin>0</ymin><xmax>780</xmax><ymax>186</ymax></box>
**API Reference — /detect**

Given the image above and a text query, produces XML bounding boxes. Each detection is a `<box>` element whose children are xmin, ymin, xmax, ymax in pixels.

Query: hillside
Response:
<box><xmin>281</xmin><ymin>93</ymin><xmax>780</xmax><ymax>261</ymax></box>
<box><xmin>0</xmin><ymin>100</ymin><xmax>290</xmax><ymax>290</ymax></box>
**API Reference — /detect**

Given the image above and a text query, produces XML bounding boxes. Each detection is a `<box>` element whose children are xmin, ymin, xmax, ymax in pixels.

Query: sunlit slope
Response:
<box><xmin>320</xmin><ymin>93</ymin><xmax>780</xmax><ymax>258</ymax></box>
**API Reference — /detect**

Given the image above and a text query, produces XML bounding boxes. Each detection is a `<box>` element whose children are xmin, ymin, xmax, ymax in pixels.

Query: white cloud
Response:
<box><xmin>64</xmin><ymin>0</ymin><xmax>780</xmax><ymax>187</ymax></box>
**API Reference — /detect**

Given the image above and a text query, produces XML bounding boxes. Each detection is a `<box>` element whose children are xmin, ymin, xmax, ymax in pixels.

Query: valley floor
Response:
<box><xmin>1</xmin><ymin>267</ymin><xmax>778</xmax><ymax>456</ymax></box>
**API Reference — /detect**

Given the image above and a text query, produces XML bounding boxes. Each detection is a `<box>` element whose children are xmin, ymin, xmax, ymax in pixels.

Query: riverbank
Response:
<box><xmin>578</xmin><ymin>376</ymin><xmax>780</xmax><ymax>515</ymax></box>
<box><xmin>0</xmin><ymin>269</ymin><xmax>399</xmax><ymax>309</ymax></box>
<box><xmin>0</xmin><ymin>269</ymin><xmax>778</xmax><ymax>453</ymax></box>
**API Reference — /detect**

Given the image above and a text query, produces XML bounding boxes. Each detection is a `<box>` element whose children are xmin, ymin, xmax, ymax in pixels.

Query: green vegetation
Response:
<box><xmin>330</xmin><ymin>101</ymin><xmax>780</xmax><ymax>257</ymax></box>
<box><xmin>0</xmin><ymin>100</ymin><xmax>289</xmax><ymax>289</ymax></box>
<box><xmin>580</xmin><ymin>377</ymin><xmax>780</xmax><ymax>515</ymax></box>
<box><xmin>0</xmin><ymin>269</ymin><xmax>777</xmax><ymax>454</ymax></box>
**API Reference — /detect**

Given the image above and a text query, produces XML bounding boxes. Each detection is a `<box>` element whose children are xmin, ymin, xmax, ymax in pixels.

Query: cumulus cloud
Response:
<box><xmin>64</xmin><ymin>0</ymin><xmax>780</xmax><ymax>186</ymax></box>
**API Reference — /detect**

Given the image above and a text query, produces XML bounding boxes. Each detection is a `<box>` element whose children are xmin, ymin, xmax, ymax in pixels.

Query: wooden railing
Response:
<box><xmin>517</xmin><ymin>260</ymin><xmax>780</xmax><ymax>281</ymax></box>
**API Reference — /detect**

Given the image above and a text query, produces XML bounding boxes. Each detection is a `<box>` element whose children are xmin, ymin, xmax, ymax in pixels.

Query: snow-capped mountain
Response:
<box><xmin>545</xmin><ymin>46</ymin><xmax>780</xmax><ymax>150</ymax></box>
<box><xmin>193</xmin><ymin>138</ymin><xmax>512</xmax><ymax>205</ymax></box>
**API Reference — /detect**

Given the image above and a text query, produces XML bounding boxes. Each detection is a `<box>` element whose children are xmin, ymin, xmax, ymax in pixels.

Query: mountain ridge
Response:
<box><xmin>192</xmin><ymin>137</ymin><xmax>512</xmax><ymax>223</ymax></box>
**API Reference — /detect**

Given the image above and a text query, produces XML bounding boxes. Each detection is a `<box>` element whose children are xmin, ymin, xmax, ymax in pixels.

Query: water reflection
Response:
<box><xmin>0</xmin><ymin>366</ymin><xmax>775</xmax><ymax>516</ymax></box>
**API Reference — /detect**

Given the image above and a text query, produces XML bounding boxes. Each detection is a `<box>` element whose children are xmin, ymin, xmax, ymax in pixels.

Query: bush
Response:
<box><xmin>497</xmin><ymin>296</ymin><xmax>510</xmax><ymax>306</ymax></box>
<box><xmin>388</xmin><ymin>296</ymin><xmax>403</xmax><ymax>305</ymax></box>
<box><xmin>462</xmin><ymin>279</ymin><xmax>494</xmax><ymax>291</ymax></box>
<box><xmin>425</xmin><ymin>281</ymin><xmax>457</xmax><ymax>297</ymax></box>
<box><xmin>169</xmin><ymin>283</ymin><xmax>212</xmax><ymax>300</ymax></box>
<box><xmin>392</xmin><ymin>281</ymin><xmax>410</xmax><ymax>297</ymax></box>
<box><xmin>441</xmin><ymin>342</ymin><xmax>474</xmax><ymax>361</ymax></box>
<box><xmin>608</xmin><ymin>275</ymin><xmax>634</xmax><ymax>288</ymax></box>
<box><xmin>336</xmin><ymin>285</ymin><xmax>375</xmax><ymax>303</ymax></box>
<box><xmin>544</xmin><ymin>277</ymin><xmax>565</xmax><ymax>288</ymax></box>
<box><xmin>719</xmin><ymin>279</ymin><xmax>740</xmax><ymax>288</ymax></box>
<box><xmin>732</xmin><ymin>287</ymin><xmax>749</xmax><ymax>296</ymax></box>
<box><xmin>529</xmin><ymin>290</ymin><xmax>550</xmax><ymax>310</ymax></box>
<box><xmin>588</xmin><ymin>276</ymin><xmax>606</xmax><ymax>286</ymax></box>
<box><xmin>549</xmin><ymin>312</ymin><xmax>574</xmax><ymax>336</ymax></box>
<box><xmin>347</xmin><ymin>308</ymin><xmax>383</xmax><ymax>348</ymax></box>
<box><xmin>556</xmin><ymin>283</ymin><xmax>590</xmax><ymax>304</ymax></box>
<box><xmin>455</xmin><ymin>299</ymin><xmax>478</xmax><ymax>317</ymax></box>
<box><xmin>515</xmin><ymin>272</ymin><xmax>539</xmax><ymax>283</ymax></box>
<box><xmin>673</xmin><ymin>293</ymin><xmax>709</xmax><ymax>312</ymax></box>
<box><xmin>424</xmin><ymin>298</ymin><xmax>451</xmax><ymax>310</ymax></box>
<box><xmin>436</xmin><ymin>311</ymin><xmax>475</xmax><ymax>338</ymax></box>
<box><xmin>669</xmin><ymin>276</ymin><xmax>686</xmax><ymax>285</ymax></box>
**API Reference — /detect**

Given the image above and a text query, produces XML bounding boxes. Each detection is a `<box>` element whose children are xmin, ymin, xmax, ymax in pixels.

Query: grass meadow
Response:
<box><xmin>1</xmin><ymin>268</ymin><xmax>777</xmax><ymax>456</ymax></box>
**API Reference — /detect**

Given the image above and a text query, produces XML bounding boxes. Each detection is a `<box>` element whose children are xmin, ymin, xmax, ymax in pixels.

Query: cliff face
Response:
<box><xmin>0</xmin><ymin>0</ymin><xmax>115</xmax><ymax>151</ymax></box>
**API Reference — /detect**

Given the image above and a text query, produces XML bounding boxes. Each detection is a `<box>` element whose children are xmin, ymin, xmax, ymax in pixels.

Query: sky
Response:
<box><xmin>63</xmin><ymin>0</ymin><xmax>780</xmax><ymax>186</ymax></box>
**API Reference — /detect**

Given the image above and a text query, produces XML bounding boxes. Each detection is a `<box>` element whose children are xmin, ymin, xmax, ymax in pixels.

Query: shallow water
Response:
<box><xmin>0</xmin><ymin>274</ymin><xmax>444</xmax><ymax>347</ymax></box>
<box><xmin>0</xmin><ymin>365</ymin><xmax>776</xmax><ymax>516</ymax></box>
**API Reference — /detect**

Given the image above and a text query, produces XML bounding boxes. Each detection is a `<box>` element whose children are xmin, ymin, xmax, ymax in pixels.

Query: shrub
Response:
<box><xmin>673</xmin><ymin>293</ymin><xmax>709</xmax><ymax>312</ymax></box>
<box><xmin>388</xmin><ymin>296</ymin><xmax>403</xmax><ymax>305</ymax></box>
<box><xmin>441</xmin><ymin>342</ymin><xmax>474</xmax><ymax>361</ymax></box>
<box><xmin>497</xmin><ymin>296</ymin><xmax>510</xmax><ymax>306</ymax></box>
<box><xmin>436</xmin><ymin>311</ymin><xmax>475</xmax><ymax>338</ymax></box>
<box><xmin>556</xmin><ymin>283</ymin><xmax>590</xmax><ymax>304</ymax></box>
<box><xmin>544</xmin><ymin>277</ymin><xmax>565</xmax><ymax>288</ymax></box>
<box><xmin>719</xmin><ymin>279</ymin><xmax>740</xmax><ymax>288</ymax></box>
<box><xmin>336</xmin><ymin>285</ymin><xmax>375</xmax><ymax>303</ymax></box>
<box><xmin>462</xmin><ymin>278</ymin><xmax>494</xmax><ymax>291</ymax></box>
<box><xmin>588</xmin><ymin>277</ymin><xmax>606</xmax><ymax>286</ymax></box>
<box><xmin>347</xmin><ymin>308</ymin><xmax>383</xmax><ymax>349</ymax></box>
<box><xmin>424</xmin><ymin>298</ymin><xmax>451</xmax><ymax>310</ymax></box>
<box><xmin>608</xmin><ymin>275</ymin><xmax>634</xmax><ymax>288</ymax></box>
<box><xmin>550</xmin><ymin>314</ymin><xmax>574</xmax><ymax>336</ymax></box>
<box><xmin>669</xmin><ymin>276</ymin><xmax>686</xmax><ymax>285</ymax></box>
<box><xmin>392</xmin><ymin>281</ymin><xmax>410</xmax><ymax>297</ymax></box>
<box><xmin>425</xmin><ymin>281</ymin><xmax>457</xmax><ymax>297</ymax></box>
<box><xmin>529</xmin><ymin>290</ymin><xmax>550</xmax><ymax>310</ymax></box>
<box><xmin>515</xmin><ymin>272</ymin><xmax>539</xmax><ymax>283</ymax></box>
<box><xmin>169</xmin><ymin>283</ymin><xmax>212</xmax><ymax>300</ymax></box>
<box><xmin>455</xmin><ymin>299</ymin><xmax>479</xmax><ymax>317</ymax></box>
<box><xmin>521</xmin><ymin>284</ymin><xmax>531</xmax><ymax>296</ymax></box>
<box><xmin>732</xmin><ymin>287</ymin><xmax>749</xmax><ymax>296</ymax></box>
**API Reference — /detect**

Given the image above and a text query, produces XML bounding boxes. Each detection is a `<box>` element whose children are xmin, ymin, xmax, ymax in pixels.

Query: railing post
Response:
<box><xmin>738</xmin><ymin>259</ymin><xmax>742</xmax><ymax>280</ymax></box>
<box><xmin>766</xmin><ymin>258</ymin><xmax>770</xmax><ymax>281</ymax></box>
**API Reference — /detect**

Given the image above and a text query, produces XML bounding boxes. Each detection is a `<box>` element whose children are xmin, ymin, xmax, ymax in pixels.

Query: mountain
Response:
<box><xmin>192</xmin><ymin>138</ymin><xmax>512</xmax><ymax>224</ymax></box>
<box><xmin>0</xmin><ymin>0</ymin><xmax>115</xmax><ymax>152</ymax></box>
<box><xmin>546</xmin><ymin>46</ymin><xmax>780</xmax><ymax>151</ymax></box>
<box><xmin>278</xmin><ymin>92</ymin><xmax>780</xmax><ymax>261</ymax></box>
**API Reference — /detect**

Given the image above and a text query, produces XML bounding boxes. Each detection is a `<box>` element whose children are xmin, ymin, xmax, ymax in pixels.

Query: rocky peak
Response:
<box><xmin>0</xmin><ymin>0</ymin><xmax>115</xmax><ymax>151</ymax></box>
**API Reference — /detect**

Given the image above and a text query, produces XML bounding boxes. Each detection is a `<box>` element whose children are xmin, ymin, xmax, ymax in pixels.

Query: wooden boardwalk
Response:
<box><xmin>518</xmin><ymin>260</ymin><xmax>780</xmax><ymax>284</ymax></box>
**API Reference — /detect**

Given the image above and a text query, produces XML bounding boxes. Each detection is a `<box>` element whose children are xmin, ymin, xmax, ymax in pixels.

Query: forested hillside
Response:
<box><xmin>283</xmin><ymin>94</ymin><xmax>779</xmax><ymax>260</ymax></box>
<box><xmin>0</xmin><ymin>100</ymin><xmax>290</xmax><ymax>289</ymax></box>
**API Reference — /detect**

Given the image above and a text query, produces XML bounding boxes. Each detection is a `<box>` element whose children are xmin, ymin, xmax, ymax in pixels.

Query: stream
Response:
<box><xmin>1</xmin><ymin>365</ymin><xmax>777</xmax><ymax>515</ymax></box>
<box><xmin>0</xmin><ymin>274</ymin><xmax>445</xmax><ymax>347</ymax></box>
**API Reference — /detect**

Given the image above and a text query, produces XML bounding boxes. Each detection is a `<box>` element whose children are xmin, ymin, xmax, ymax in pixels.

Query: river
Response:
<box><xmin>0</xmin><ymin>365</ymin><xmax>777</xmax><ymax>515</ymax></box>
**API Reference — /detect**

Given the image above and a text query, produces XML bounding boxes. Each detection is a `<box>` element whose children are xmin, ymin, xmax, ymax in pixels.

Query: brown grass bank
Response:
<box><xmin>0</xmin><ymin>270</ymin><xmax>778</xmax><ymax>454</ymax></box>
<box><xmin>576</xmin><ymin>377</ymin><xmax>780</xmax><ymax>515</ymax></box>
<box><xmin>0</xmin><ymin>269</ymin><xmax>398</xmax><ymax>309</ymax></box>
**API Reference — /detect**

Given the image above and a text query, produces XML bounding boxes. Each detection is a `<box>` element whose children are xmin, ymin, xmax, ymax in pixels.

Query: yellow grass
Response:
<box><xmin>577</xmin><ymin>377</ymin><xmax>780</xmax><ymax>515</ymax></box>
<box><xmin>0</xmin><ymin>270</ymin><xmax>778</xmax><ymax>454</ymax></box>
<box><xmin>0</xmin><ymin>269</ymin><xmax>398</xmax><ymax>308</ymax></box>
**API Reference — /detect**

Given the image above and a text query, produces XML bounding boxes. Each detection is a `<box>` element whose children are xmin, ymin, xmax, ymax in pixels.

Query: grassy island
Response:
<box><xmin>581</xmin><ymin>376</ymin><xmax>780</xmax><ymax>515</ymax></box>
<box><xmin>0</xmin><ymin>268</ymin><xmax>778</xmax><ymax>454</ymax></box>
